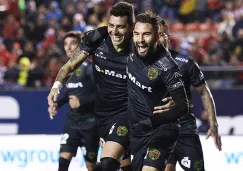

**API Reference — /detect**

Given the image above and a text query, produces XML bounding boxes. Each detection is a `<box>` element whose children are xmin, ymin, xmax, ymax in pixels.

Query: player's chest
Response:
<box><xmin>93</xmin><ymin>48</ymin><xmax>128</xmax><ymax>74</ymax></box>
<box><xmin>127</xmin><ymin>59</ymin><xmax>162</xmax><ymax>92</ymax></box>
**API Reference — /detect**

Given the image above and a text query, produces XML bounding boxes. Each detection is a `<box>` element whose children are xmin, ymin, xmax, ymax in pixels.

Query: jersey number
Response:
<box><xmin>60</xmin><ymin>133</ymin><xmax>69</xmax><ymax>144</ymax></box>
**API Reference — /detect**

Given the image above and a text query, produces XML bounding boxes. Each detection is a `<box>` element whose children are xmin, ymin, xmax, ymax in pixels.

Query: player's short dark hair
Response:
<box><xmin>109</xmin><ymin>2</ymin><xmax>135</xmax><ymax>25</ymax></box>
<box><xmin>63</xmin><ymin>32</ymin><xmax>81</xmax><ymax>43</ymax></box>
<box><xmin>135</xmin><ymin>11</ymin><xmax>160</xmax><ymax>32</ymax></box>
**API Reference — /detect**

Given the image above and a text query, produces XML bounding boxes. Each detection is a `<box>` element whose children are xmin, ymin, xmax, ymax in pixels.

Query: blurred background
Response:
<box><xmin>0</xmin><ymin>0</ymin><xmax>242</xmax><ymax>171</ymax></box>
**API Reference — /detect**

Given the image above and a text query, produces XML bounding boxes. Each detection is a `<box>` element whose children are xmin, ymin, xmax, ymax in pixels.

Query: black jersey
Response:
<box><xmin>170</xmin><ymin>50</ymin><xmax>206</xmax><ymax>134</ymax></box>
<box><xmin>127</xmin><ymin>46</ymin><xmax>189</xmax><ymax>125</ymax></box>
<box><xmin>57</xmin><ymin>59</ymin><xmax>96</xmax><ymax>129</ymax></box>
<box><xmin>80</xmin><ymin>27</ymin><xmax>129</xmax><ymax>125</ymax></box>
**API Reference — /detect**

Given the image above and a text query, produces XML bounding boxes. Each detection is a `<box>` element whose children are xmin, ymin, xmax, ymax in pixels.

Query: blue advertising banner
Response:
<box><xmin>0</xmin><ymin>91</ymin><xmax>68</xmax><ymax>134</ymax></box>
<box><xmin>0</xmin><ymin>89</ymin><xmax>242</xmax><ymax>134</ymax></box>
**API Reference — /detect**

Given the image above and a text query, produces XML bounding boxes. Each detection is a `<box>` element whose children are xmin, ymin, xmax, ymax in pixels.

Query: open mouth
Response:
<box><xmin>112</xmin><ymin>36</ymin><xmax>122</xmax><ymax>42</ymax></box>
<box><xmin>137</xmin><ymin>45</ymin><xmax>148</xmax><ymax>54</ymax></box>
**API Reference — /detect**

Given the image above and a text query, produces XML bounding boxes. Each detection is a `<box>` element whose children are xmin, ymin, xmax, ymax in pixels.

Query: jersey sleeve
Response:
<box><xmin>189</xmin><ymin>59</ymin><xmax>205</xmax><ymax>87</ymax></box>
<box><xmin>149</xmin><ymin>57</ymin><xmax>189</xmax><ymax>127</ymax></box>
<box><xmin>80</xmin><ymin>26</ymin><xmax>108</xmax><ymax>54</ymax></box>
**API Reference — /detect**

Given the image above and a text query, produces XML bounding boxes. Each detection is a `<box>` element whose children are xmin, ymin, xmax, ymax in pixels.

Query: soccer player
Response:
<box><xmin>47</xmin><ymin>2</ymin><xmax>134</xmax><ymax>171</ymax></box>
<box><xmin>47</xmin><ymin>32</ymin><xmax>99</xmax><ymax>171</ymax></box>
<box><xmin>155</xmin><ymin>19</ymin><xmax>222</xmax><ymax>171</ymax></box>
<box><xmin>127</xmin><ymin>11</ymin><xmax>189</xmax><ymax>171</ymax></box>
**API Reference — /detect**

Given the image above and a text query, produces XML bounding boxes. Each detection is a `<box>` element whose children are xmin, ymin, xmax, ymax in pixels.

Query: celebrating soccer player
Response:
<box><xmin>127</xmin><ymin>11</ymin><xmax>189</xmax><ymax>171</ymax></box>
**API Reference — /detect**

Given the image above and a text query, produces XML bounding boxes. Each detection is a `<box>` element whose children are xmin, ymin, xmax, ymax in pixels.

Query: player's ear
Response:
<box><xmin>157</xmin><ymin>31</ymin><xmax>162</xmax><ymax>41</ymax></box>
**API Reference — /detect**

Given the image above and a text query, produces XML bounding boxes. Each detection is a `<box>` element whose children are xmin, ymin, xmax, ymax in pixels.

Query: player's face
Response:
<box><xmin>64</xmin><ymin>37</ymin><xmax>79</xmax><ymax>58</ymax></box>
<box><xmin>133</xmin><ymin>22</ymin><xmax>158</xmax><ymax>58</ymax></box>
<box><xmin>108</xmin><ymin>15</ymin><xmax>132</xmax><ymax>48</ymax></box>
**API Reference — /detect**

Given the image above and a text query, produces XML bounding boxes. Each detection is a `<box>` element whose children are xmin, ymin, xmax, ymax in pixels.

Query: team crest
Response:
<box><xmin>149</xmin><ymin>149</ymin><xmax>160</xmax><ymax>160</ymax></box>
<box><xmin>194</xmin><ymin>160</ymin><xmax>203</xmax><ymax>171</ymax></box>
<box><xmin>75</xmin><ymin>68</ymin><xmax>81</xmax><ymax>76</ymax></box>
<box><xmin>117</xmin><ymin>126</ymin><xmax>128</xmax><ymax>136</ymax></box>
<box><xmin>148</xmin><ymin>67</ymin><xmax>158</xmax><ymax>80</ymax></box>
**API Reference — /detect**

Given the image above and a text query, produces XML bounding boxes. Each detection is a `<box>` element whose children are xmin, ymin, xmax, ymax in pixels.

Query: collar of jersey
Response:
<box><xmin>106</xmin><ymin>36</ymin><xmax>130</xmax><ymax>55</ymax></box>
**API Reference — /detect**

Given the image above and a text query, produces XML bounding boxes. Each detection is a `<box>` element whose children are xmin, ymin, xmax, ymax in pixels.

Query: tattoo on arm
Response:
<box><xmin>197</xmin><ymin>84</ymin><xmax>218</xmax><ymax>126</ymax></box>
<box><xmin>70</xmin><ymin>47</ymin><xmax>82</xmax><ymax>63</ymax></box>
<box><xmin>56</xmin><ymin>65</ymin><xmax>71</xmax><ymax>83</ymax></box>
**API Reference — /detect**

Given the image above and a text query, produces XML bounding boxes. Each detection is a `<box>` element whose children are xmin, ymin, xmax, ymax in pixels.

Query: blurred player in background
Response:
<box><xmin>48</xmin><ymin>32</ymin><xmax>99</xmax><ymax>171</ymax></box>
<box><xmin>128</xmin><ymin>11</ymin><xmax>189</xmax><ymax>171</ymax></box>
<box><xmin>48</xmin><ymin>2</ymin><xmax>135</xmax><ymax>171</ymax></box>
<box><xmin>154</xmin><ymin>18</ymin><xmax>222</xmax><ymax>171</ymax></box>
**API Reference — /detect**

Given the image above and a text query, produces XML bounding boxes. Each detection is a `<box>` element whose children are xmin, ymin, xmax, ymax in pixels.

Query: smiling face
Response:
<box><xmin>107</xmin><ymin>15</ymin><xmax>132</xmax><ymax>50</ymax></box>
<box><xmin>133</xmin><ymin>22</ymin><xmax>158</xmax><ymax>58</ymax></box>
<box><xmin>64</xmin><ymin>37</ymin><xmax>79</xmax><ymax>58</ymax></box>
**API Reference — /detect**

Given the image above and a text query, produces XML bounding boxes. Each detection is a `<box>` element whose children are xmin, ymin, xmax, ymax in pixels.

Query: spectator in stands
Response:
<box><xmin>0</xmin><ymin>59</ymin><xmax>7</xmax><ymax>88</ymax></box>
<box><xmin>218</xmin><ymin>13</ymin><xmax>235</xmax><ymax>41</ymax></box>
<box><xmin>178</xmin><ymin>0</ymin><xmax>197</xmax><ymax>23</ymax></box>
<box><xmin>27</xmin><ymin>58</ymin><xmax>44</xmax><ymax>88</ymax></box>
<box><xmin>160</xmin><ymin>0</ymin><xmax>180</xmax><ymax>23</ymax></box>
<box><xmin>2</xmin><ymin>14</ymin><xmax>20</xmax><ymax>49</ymax></box>
<box><xmin>4</xmin><ymin>60</ymin><xmax>19</xmax><ymax>89</ymax></box>
<box><xmin>231</xmin><ymin>28</ymin><xmax>243</xmax><ymax>61</ymax></box>
<box><xmin>46</xmin><ymin>1</ymin><xmax>62</xmax><ymax>23</ymax></box>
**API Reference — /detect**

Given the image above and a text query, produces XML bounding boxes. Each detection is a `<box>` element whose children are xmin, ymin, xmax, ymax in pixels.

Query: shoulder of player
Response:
<box><xmin>156</xmin><ymin>52</ymin><xmax>178</xmax><ymax>72</ymax></box>
<box><xmin>82</xmin><ymin>26</ymin><xmax>108</xmax><ymax>43</ymax></box>
<box><xmin>169</xmin><ymin>49</ymin><xmax>193</xmax><ymax>64</ymax></box>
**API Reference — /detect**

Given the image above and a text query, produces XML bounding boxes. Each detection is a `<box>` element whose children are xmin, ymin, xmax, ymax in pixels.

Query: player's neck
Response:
<box><xmin>113</xmin><ymin>39</ymin><xmax>129</xmax><ymax>52</ymax></box>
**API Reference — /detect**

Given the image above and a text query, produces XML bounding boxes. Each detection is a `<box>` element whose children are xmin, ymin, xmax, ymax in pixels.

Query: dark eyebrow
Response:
<box><xmin>108</xmin><ymin>23</ymin><xmax>125</xmax><ymax>27</ymax></box>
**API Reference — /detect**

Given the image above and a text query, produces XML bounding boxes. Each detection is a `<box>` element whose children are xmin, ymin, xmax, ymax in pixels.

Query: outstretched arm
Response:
<box><xmin>47</xmin><ymin>47</ymin><xmax>88</xmax><ymax>107</ymax></box>
<box><xmin>196</xmin><ymin>83</ymin><xmax>222</xmax><ymax>151</ymax></box>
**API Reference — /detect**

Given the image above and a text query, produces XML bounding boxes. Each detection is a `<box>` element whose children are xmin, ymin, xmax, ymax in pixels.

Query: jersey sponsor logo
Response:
<box><xmin>109</xmin><ymin>123</ymin><xmax>116</xmax><ymax>135</ymax></box>
<box><xmin>66</xmin><ymin>82</ymin><xmax>83</xmax><ymax>88</ymax></box>
<box><xmin>181</xmin><ymin>157</ymin><xmax>191</xmax><ymax>168</ymax></box>
<box><xmin>95</xmin><ymin>65</ymin><xmax>127</xmax><ymax>79</ymax></box>
<box><xmin>129</xmin><ymin>53</ymin><xmax>134</xmax><ymax>61</ymax></box>
<box><xmin>148</xmin><ymin>67</ymin><xmax>159</xmax><ymax>80</ymax></box>
<box><xmin>148</xmin><ymin>148</ymin><xmax>160</xmax><ymax>160</ymax></box>
<box><xmin>194</xmin><ymin>160</ymin><xmax>203</xmax><ymax>171</ymax></box>
<box><xmin>199</xmin><ymin>71</ymin><xmax>204</xmax><ymax>80</ymax></box>
<box><xmin>116</xmin><ymin>126</ymin><xmax>128</xmax><ymax>136</ymax></box>
<box><xmin>127</xmin><ymin>71</ymin><xmax>152</xmax><ymax>92</ymax></box>
<box><xmin>158</xmin><ymin>61</ymin><xmax>168</xmax><ymax>71</ymax></box>
<box><xmin>172</xmin><ymin>81</ymin><xmax>184</xmax><ymax>89</ymax></box>
<box><xmin>174</xmin><ymin>71</ymin><xmax>182</xmax><ymax>78</ymax></box>
<box><xmin>95</xmin><ymin>51</ymin><xmax>106</xmax><ymax>59</ymax></box>
<box><xmin>175</xmin><ymin>57</ymin><xmax>188</xmax><ymax>63</ymax></box>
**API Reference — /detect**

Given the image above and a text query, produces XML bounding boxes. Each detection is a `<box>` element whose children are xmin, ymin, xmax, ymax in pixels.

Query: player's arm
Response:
<box><xmin>150</xmin><ymin>68</ymin><xmax>189</xmax><ymax>126</ymax></box>
<box><xmin>47</xmin><ymin>49</ymin><xmax>88</xmax><ymax>107</ymax></box>
<box><xmin>57</xmin><ymin>90</ymin><xmax>69</xmax><ymax>109</ymax></box>
<box><xmin>190</xmin><ymin>59</ymin><xmax>221</xmax><ymax>150</ymax></box>
<box><xmin>141</xmin><ymin>64</ymin><xmax>189</xmax><ymax>128</ymax></box>
<box><xmin>196</xmin><ymin>83</ymin><xmax>222</xmax><ymax>150</ymax></box>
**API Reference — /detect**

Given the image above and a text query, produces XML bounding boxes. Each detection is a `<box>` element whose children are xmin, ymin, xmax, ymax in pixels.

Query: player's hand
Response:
<box><xmin>69</xmin><ymin>95</ymin><xmax>80</xmax><ymax>108</ymax></box>
<box><xmin>206</xmin><ymin>125</ymin><xmax>222</xmax><ymax>151</ymax></box>
<box><xmin>48</xmin><ymin>103</ymin><xmax>58</xmax><ymax>120</ymax></box>
<box><xmin>153</xmin><ymin>97</ymin><xmax>175</xmax><ymax>115</ymax></box>
<box><xmin>47</xmin><ymin>88</ymin><xmax>59</xmax><ymax>107</ymax></box>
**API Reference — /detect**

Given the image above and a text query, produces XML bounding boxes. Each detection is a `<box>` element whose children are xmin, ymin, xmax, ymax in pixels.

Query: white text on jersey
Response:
<box><xmin>127</xmin><ymin>71</ymin><xmax>152</xmax><ymax>92</ymax></box>
<box><xmin>95</xmin><ymin>65</ymin><xmax>127</xmax><ymax>79</ymax></box>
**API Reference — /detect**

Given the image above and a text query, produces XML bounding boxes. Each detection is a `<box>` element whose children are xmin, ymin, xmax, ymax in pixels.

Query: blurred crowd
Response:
<box><xmin>0</xmin><ymin>0</ymin><xmax>243</xmax><ymax>90</ymax></box>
